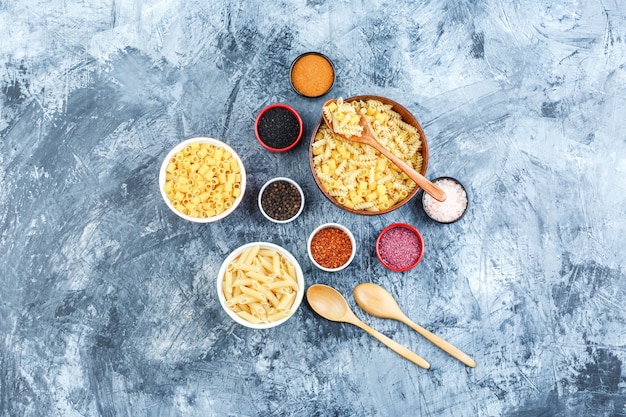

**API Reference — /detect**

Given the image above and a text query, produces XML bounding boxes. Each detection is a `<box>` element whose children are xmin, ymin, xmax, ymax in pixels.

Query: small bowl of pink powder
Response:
<box><xmin>376</xmin><ymin>223</ymin><xmax>424</xmax><ymax>272</ymax></box>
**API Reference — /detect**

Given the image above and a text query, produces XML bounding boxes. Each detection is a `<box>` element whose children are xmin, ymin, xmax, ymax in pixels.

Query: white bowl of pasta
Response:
<box><xmin>309</xmin><ymin>95</ymin><xmax>429</xmax><ymax>215</ymax></box>
<box><xmin>159</xmin><ymin>137</ymin><xmax>246</xmax><ymax>223</ymax></box>
<box><xmin>217</xmin><ymin>242</ymin><xmax>305</xmax><ymax>329</ymax></box>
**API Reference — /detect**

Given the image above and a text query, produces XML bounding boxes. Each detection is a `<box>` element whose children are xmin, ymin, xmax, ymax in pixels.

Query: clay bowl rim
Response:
<box><xmin>308</xmin><ymin>95</ymin><xmax>429</xmax><ymax>216</ymax></box>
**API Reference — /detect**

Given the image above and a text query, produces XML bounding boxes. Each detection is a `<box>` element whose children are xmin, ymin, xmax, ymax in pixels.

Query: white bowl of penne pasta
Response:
<box><xmin>159</xmin><ymin>137</ymin><xmax>246</xmax><ymax>223</ymax></box>
<box><xmin>217</xmin><ymin>242</ymin><xmax>305</xmax><ymax>329</ymax></box>
<box><xmin>309</xmin><ymin>95</ymin><xmax>429</xmax><ymax>215</ymax></box>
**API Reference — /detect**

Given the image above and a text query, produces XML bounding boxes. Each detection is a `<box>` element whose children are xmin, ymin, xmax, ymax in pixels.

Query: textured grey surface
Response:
<box><xmin>2</xmin><ymin>1</ymin><xmax>626</xmax><ymax>416</ymax></box>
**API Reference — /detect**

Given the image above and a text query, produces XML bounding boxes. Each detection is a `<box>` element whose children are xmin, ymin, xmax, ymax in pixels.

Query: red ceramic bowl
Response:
<box><xmin>255</xmin><ymin>103</ymin><xmax>303</xmax><ymax>152</ymax></box>
<box><xmin>376</xmin><ymin>223</ymin><xmax>424</xmax><ymax>272</ymax></box>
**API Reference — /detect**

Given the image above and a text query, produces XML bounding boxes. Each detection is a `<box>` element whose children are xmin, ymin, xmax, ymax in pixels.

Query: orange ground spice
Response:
<box><xmin>310</xmin><ymin>227</ymin><xmax>352</xmax><ymax>269</ymax></box>
<box><xmin>290</xmin><ymin>54</ymin><xmax>334</xmax><ymax>97</ymax></box>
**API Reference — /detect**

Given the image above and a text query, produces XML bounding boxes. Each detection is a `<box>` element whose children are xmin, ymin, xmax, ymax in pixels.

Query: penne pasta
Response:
<box><xmin>240</xmin><ymin>246</ymin><xmax>260</xmax><ymax>266</ymax></box>
<box><xmin>239</xmin><ymin>286</ymin><xmax>266</xmax><ymax>302</ymax></box>
<box><xmin>236</xmin><ymin>311</ymin><xmax>262</xmax><ymax>324</ymax></box>
<box><xmin>253</xmin><ymin>281</ymin><xmax>280</xmax><ymax>306</ymax></box>
<box><xmin>221</xmin><ymin>245</ymin><xmax>300</xmax><ymax>324</ymax></box>
<box><xmin>268</xmin><ymin>310</ymin><xmax>291</xmax><ymax>322</ymax></box>
<box><xmin>275</xmin><ymin>291</ymin><xmax>296</xmax><ymax>310</ymax></box>
<box><xmin>264</xmin><ymin>280</ymin><xmax>297</xmax><ymax>291</ymax></box>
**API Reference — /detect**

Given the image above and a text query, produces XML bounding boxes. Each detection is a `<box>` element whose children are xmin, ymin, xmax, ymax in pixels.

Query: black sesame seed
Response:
<box><xmin>261</xmin><ymin>180</ymin><xmax>302</xmax><ymax>221</ymax></box>
<box><xmin>257</xmin><ymin>107</ymin><xmax>300</xmax><ymax>149</ymax></box>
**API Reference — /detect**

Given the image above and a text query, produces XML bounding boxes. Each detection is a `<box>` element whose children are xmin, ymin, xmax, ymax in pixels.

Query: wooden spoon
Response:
<box><xmin>353</xmin><ymin>283</ymin><xmax>476</xmax><ymax>368</ymax></box>
<box><xmin>306</xmin><ymin>284</ymin><xmax>430</xmax><ymax>369</ymax></box>
<box><xmin>322</xmin><ymin>99</ymin><xmax>446</xmax><ymax>202</ymax></box>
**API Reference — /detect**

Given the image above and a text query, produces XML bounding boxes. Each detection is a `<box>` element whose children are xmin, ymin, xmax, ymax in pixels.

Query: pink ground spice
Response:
<box><xmin>378</xmin><ymin>226</ymin><xmax>422</xmax><ymax>270</ymax></box>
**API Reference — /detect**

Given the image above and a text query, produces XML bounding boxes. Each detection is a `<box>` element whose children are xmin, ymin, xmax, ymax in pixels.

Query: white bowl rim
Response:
<box><xmin>307</xmin><ymin>222</ymin><xmax>356</xmax><ymax>272</ymax></box>
<box><xmin>159</xmin><ymin>137</ymin><xmax>246</xmax><ymax>223</ymax></box>
<box><xmin>257</xmin><ymin>177</ymin><xmax>305</xmax><ymax>224</ymax></box>
<box><xmin>216</xmin><ymin>242</ymin><xmax>305</xmax><ymax>329</ymax></box>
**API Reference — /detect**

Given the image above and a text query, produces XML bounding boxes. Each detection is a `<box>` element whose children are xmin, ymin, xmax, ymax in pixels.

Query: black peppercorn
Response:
<box><xmin>257</xmin><ymin>107</ymin><xmax>301</xmax><ymax>150</ymax></box>
<box><xmin>260</xmin><ymin>180</ymin><xmax>302</xmax><ymax>221</ymax></box>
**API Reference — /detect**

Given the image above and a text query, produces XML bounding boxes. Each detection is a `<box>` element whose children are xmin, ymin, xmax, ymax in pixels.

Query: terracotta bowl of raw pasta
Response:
<box><xmin>308</xmin><ymin>95</ymin><xmax>429</xmax><ymax>215</ymax></box>
<box><xmin>159</xmin><ymin>137</ymin><xmax>247</xmax><ymax>223</ymax></box>
<box><xmin>216</xmin><ymin>242</ymin><xmax>305</xmax><ymax>329</ymax></box>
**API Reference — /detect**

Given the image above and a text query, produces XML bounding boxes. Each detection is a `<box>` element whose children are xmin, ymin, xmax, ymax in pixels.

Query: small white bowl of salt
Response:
<box><xmin>421</xmin><ymin>177</ymin><xmax>469</xmax><ymax>224</ymax></box>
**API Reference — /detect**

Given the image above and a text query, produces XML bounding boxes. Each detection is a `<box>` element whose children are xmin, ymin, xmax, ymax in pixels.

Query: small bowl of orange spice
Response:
<box><xmin>307</xmin><ymin>223</ymin><xmax>356</xmax><ymax>272</ymax></box>
<box><xmin>290</xmin><ymin>52</ymin><xmax>335</xmax><ymax>98</ymax></box>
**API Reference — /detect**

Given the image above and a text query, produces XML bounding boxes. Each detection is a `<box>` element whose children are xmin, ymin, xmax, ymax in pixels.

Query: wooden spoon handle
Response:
<box><xmin>353</xmin><ymin>320</ymin><xmax>430</xmax><ymax>369</ymax></box>
<box><xmin>403</xmin><ymin>318</ymin><xmax>476</xmax><ymax>368</ymax></box>
<box><xmin>367</xmin><ymin>139</ymin><xmax>447</xmax><ymax>202</ymax></box>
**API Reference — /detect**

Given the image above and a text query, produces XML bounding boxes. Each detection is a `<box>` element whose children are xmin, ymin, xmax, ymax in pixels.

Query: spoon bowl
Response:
<box><xmin>353</xmin><ymin>283</ymin><xmax>476</xmax><ymax>368</ymax></box>
<box><xmin>353</xmin><ymin>282</ymin><xmax>406</xmax><ymax>320</ymax></box>
<box><xmin>322</xmin><ymin>99</ymin><xmax>446</xmax><ymax>202</ymax></box>
<box><xmin>306</xmin><ymin>284</ymin><xmax>430</xmax><ymax>369</ymax></box>
<box><xmin>307</xmin><ymin>284</ymin><xmax>353</xmax><ymax>322</ymax></box>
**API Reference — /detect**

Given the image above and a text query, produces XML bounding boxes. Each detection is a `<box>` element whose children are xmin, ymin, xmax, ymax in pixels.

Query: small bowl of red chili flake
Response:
<box><xmin>376</xmin><ymin>223</ymin><xmax>424</xmax><ymax>272</ymax></box>
<box><xmin>307</xmin><ymin>223</ymin><xmax>356</xmax><ymax>272</ymax></box>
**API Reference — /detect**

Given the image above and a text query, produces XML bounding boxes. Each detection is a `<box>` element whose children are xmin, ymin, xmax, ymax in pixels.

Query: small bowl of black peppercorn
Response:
<box><xmin>255</xmin><ymin>103</ymin><xmax>303</xmax><ymax>152</ymax></box>
<box><xmin>258</xmin><ymin>177</ymin><xmax>305</xmax><ymax>223</ymax></box>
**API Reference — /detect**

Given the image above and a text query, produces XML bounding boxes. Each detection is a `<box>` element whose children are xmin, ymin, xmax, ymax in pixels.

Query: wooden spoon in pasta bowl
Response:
<box><xmin>322</xmin><ymin>98</ymin><xmax>446</xmax><ymax>202</ymax></box>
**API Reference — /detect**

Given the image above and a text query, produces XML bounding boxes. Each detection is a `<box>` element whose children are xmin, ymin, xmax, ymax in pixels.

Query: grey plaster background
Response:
<box><xmin>1</xmin><ymin>0</ymin><xmax>626</xmax><ymax>416</ymax></box>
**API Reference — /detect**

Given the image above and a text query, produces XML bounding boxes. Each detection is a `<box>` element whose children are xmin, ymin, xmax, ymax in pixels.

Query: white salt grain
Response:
<box><xmin>422</xmin><ymin>178</ymin><xmax>468</xmax><ymax>223</ymax></box>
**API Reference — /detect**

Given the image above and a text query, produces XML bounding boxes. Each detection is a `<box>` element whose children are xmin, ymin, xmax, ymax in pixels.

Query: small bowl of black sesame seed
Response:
<box><xmin>255</xmin><ymin>103</ymin><xmax>303</xmax><ymax>152</ymax></box>
<box><xmin>258</xmin><ymin>177</ymin><xmax>305</xmax><ymax>223</ymax></box>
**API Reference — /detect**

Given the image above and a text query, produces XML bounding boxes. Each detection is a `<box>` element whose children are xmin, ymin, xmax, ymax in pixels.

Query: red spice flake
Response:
<box><xmin>378</xmin><ymin>226</ymin><xmax>421</xmax><ymax>270</ymax></box>
<box><xmin>310</xmin><ymin>227</ymin><xmax>352</xmax><ymax>269</ymax></box>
